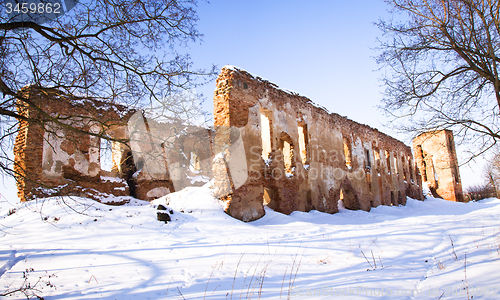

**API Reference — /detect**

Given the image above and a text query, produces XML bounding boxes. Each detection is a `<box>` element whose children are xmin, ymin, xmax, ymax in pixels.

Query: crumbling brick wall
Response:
<box><xmin>17</xmin><ymin>68</ymin><xmax>438</xmax><ymax>223</ymax></box>
<box><xmin>14</xmin><ymin>87</ymin><xmax>212</xmax><ymax>203</ymax></box>
<box><xmin>413</xmin><ymin>130</ymin><xmax>464</xmax><ymax>202</ymax></box>
<box><xmin>213</xmin><ymin>66</ymin><xmax>424</xmax><ymax>221</ymax></box>
<box><xmin>15</xmin><ymin>87</ymin><xmax>136</xmax><ymax>203</ymax></box>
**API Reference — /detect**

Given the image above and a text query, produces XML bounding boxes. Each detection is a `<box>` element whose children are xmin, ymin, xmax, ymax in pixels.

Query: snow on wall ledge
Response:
<box><xmin>15</xmin><ymin>68</ymin><xmax>465</xmax><ymax>224</ymax></box>
<box><xmin>212</xmin><ymin>66</ymin><xmax>425</xmax><ymax>221</ymax></box>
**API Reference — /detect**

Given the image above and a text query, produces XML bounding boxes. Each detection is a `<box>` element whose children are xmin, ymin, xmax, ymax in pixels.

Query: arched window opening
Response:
<box><xmin>385</xmin><ymin>150</ymin><xmax>391</xmax><ymax>174</ymax></box>
<box><xmin>408</xmin><ymin>156</ymin><xmax>414</xmax><ymax>182</ymax></box>
<box><xmin>280</xmin><ymin>132</ymin><xmax>295</xmax><ymax>175</ymax></box>
<box><xmin>365</xmin><ymin>149</ymin><xmax>371</xmax><ymax>170</ymax></box>
<box><xmin>260</xmin><ymin>110</ymin><xmax>272</xmax><ymax>160</ymax></box>
<box><xmin>393</xmin><ymin>154</ymin><xmax>399</xmax><ymax>175</ymax></box>
<box><xmin>298</xmin><ymin>122</ymin><xmax>308</xmax><ymax>165</ymax></box>
<box><xmin>343</xmin><ymin>137</ymin><xmax>352</xmax><ymax>169</ymax></box>
<box><xmin>402</xmin><ymin>155</ymin><xmax>407</xmax><ymax>181</ymax></box>
<box><xmin>373</xmin><ymin>148</ymin><xmax>381</xmax><ymax>173</ymax></box>
<box><xmin>100</xmin><ymin>137</ymin><xmax>113</xmax><ymax>172</ymax></box>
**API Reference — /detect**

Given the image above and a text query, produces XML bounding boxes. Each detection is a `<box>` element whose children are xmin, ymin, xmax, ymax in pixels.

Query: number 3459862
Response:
<box><xmin>6</xmin><ymin>2</ymin><xmax>62</xmax><ymax>14</ymax></box>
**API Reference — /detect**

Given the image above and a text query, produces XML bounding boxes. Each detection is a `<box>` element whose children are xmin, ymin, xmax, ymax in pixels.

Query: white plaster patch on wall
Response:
<box><xmin>147</xmin><ymin>187</ymin><xmax>170</xmax><ymax>199</ymax></box>
<box><xmin>128</xmin><ymin>110</ymin><xmax>169</xmax><ymax>181</ymax></box>
<box><xmin>258</xmin><ymin>96</ymin><xmax>270</xmax><ymax>107</ymax></box>
<box><xmin>41</xmin><ymin>122</ymin><xmax>100</xmax><ymax>179</ymax></box>
<box><xmin>72</xmin><ymin>151</ymin><xmax>91</xmax><ymax>175</ymax></box>
<box><xmin>363</xmin><ymin>141</ymin><xmax>372</xmax><ymax>151</ymax></box>
<box><xmin>330</xmin><ymin>128</ymin><xmax>343</xmax><ymax>144</ymax></box>
<box><xmin>275</xmin><ymin>109</ymin><xmax>289</xmax><ymax>134</ymax></box>
<box><xmin>248</xmin><ymin>103</ymin><xmax>261</xmax><ymax>133</ymax></box>
<box><xmin>42</xmin><ymin>128</ymin><xmax>69</xmax><ymax>178</ymax></box>
<box><xmin>299</xmin><ymin>114</ymin><xmax>308</xmax><ymax>124</ymax></box>
<box><xmin>352</xmin><ymin>137</ymin><xmax>365</xmax><ymax>166</ymax></box>
<box><xmin>323</xmin><ymin>165</ymin><xmax>339</xmax><ymax>191</ymax></box>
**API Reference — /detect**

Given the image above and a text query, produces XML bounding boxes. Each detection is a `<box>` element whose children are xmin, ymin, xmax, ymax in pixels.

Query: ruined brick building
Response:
<box><xmin>14</xmin><ymin>87</ymin><xmax>212</xmax><ymax>204</ymax></box>
<box><xmin>14</xmin><ymin>66</ymin><xmax>463</xmax><ymax>222</ymax></box>
<box><xmin>14</xmin><ymin>88</ymin><xmax>144</xmax><ymax>204</ymax></box>
<box><xmin>413</xmin><ymin>130</ymin><xmax>463</xmax><ymax>202</ymax></box>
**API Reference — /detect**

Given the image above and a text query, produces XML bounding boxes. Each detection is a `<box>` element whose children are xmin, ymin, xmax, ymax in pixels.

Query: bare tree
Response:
<box><xmin>483</xmin><ymin>146</ymin><xmax>500</xmax><ymax>196</ymax></box>
<box><xmin>377</xmin><ymin>0</ymin><xmax>500</xmax><ymax>160</ymax></box>
<box><xmin>0</xmin><ymin>0</ymin><xmax>215</xmax><ymax>180</ymax></box>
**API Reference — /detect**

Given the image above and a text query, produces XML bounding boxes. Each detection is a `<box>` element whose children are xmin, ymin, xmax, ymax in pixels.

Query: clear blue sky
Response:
<box><xmin>187</xmin><ymin>0</ymin><xmax>483</xmax><ymax>188</ymax></box>
<box><xmin>187</xmin><ymin>0</ymin><xmax>482</xmax><ymax>187</ymax></box>
<box><xmin>190</xmin><ymin>0</ymin><xmax>391</xmax><ymax>132</ymax></box>
<box><xmin>0</xmin><ymin>0</ymin><xmax>483</xmax><ymax>203</ymax></box>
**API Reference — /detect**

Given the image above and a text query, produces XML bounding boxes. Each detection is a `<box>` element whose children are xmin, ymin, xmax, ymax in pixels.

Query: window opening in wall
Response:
<box><xmin>280</xmin><ymin>132</ymin><xmax>295</xmax><ymax>175</ymax></box>
<box><xmin>263</xmin><ymin>187</ymin><xmax>272</xmax><ymax>205</ymax></box>
<box><xmin>393</xmin><ymin>154</ymin><xmax>399</xmax><ymax>175</ymax></box>
<box><xmin>408</xmin><ymin>156</ymin><xmax>414</xmax><ymax>181</ymax></box>
<box><xmin>417</xmin><ymin>145</ymin><xmax>428</xmax><ymax>181</ymax></box>
<box><xmin>367</xmin><ymin>172</ymin><xmax>372</xmax><ymax>192</ymax></box>
<box><xmin>260</xmin><ymin>110</ymin><xmax>272</xmax><ymax>160</ymax></box>
<box><xmin>100</xmin><ymin>137</ymin><xmax>113</xmax><ymax>172</ymax></box>
<box><xmin>402</xmin><ymin>155</ymin><xmax>407</xmax><ymax>181</ymax></box>
<box><xmin>343</xmin><ymin>137</ymin><xmax>352</xmax><ymax>169</ymax></box>
<box><xmin>365</xmin><ymin>149</ymin><xmax>371</xmax><ymax>169</ymax></box>
<box><xmin>422</xmin><ymin>159</ymin><xmax>428</xmax><ymax>181</ymax></box>
<box><xmin>374</xmin><ymin>149</ymin><xmax>380</xmax><ymax>166</ymax></box>
<box><xmin>189</xmin><ymin>152</ymin><xmax>201</xmax><ymax>173</ymax></box>
<box><xmin>385</xmin><ymin>150</ymin><xmax>391</xmax><ymax>174</ymax></box>
<box><xmin>298</xmin><ymin>122</ymin><xmax>308</xmax><ymax>165</ymax></box>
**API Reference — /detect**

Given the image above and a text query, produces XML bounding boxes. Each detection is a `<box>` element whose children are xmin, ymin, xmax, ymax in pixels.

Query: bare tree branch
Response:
<box><xmin>377</xmin><ymin>0</ymin><xmax>500</xmax><ymax>161</ymax></box>
<box><xmin>0</xmin><ymin>0</ymin><xmax>216</xmax><ymax>186</ymax></box>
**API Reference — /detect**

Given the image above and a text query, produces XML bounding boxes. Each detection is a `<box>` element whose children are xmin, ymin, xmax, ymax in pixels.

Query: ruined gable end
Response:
<box><xmin>412</xmin><ymin>130</ymin><xmax>464</xmax><ymax>202</ymax></box>
<box><xmin>14</xmin><ymin>87</ymin><xmax>214</xmax><ymax>204</ymax></box>
<box><xmin>14</xmin><ymin>87</ymin><xmax>137</xmax><ymax>203</ymax></box>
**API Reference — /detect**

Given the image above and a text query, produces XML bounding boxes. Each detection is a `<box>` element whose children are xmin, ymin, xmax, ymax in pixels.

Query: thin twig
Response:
<box><xmin>231</xmin><ymin>253</ymin><xmax>245</xmax><ymax>300</ymax></box>
<box><xmin>204</xmin><ymin>261</ymin><xmax>218</xmax><ymax>300</ymax></box>
<box><xmin>361</xmin><ymin>251</ymin><xmax>374</xmax><ymax>269</ymax></box>
<box><xmin>280</xmin><ymin>266</ymin><xmax>288</xmax><ymax>299</ymax></box>
<box><xmin>177</xmin><ymin>287</ymin><xmax>186</xmax><ymax>300</ymax></box>
<box><xmin>450</xmin><ymin>235</ymin><xmax>458</xmax><ymax>260</ymax></box>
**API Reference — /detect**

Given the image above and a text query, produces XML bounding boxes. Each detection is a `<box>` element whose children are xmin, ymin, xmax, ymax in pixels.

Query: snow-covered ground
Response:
<box><xmin>1</xmin><ymin>184</ymin><xmax>500</xmax><ymax>299</ymax></box>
